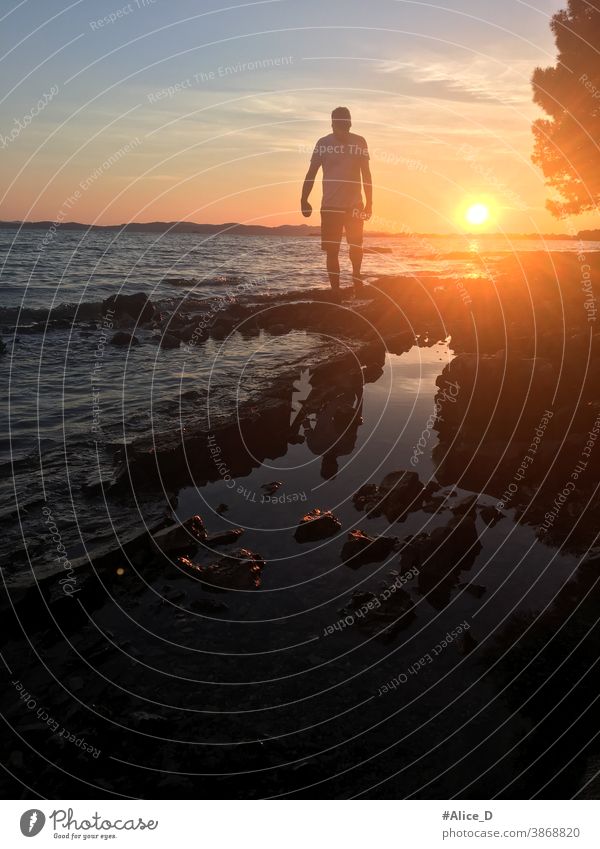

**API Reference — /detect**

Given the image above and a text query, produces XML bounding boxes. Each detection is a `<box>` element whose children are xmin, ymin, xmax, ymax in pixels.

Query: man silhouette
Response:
<box><xmin>301</xmin><ymin>106</ymin><xmax>372</xmax><ymax>302</ymax></box>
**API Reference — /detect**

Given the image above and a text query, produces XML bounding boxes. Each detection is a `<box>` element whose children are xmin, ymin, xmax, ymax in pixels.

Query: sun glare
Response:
<box><xmin>465</xmin><ymin>203</ymin><xmax>490</xmax><ymax>227</ymax></box>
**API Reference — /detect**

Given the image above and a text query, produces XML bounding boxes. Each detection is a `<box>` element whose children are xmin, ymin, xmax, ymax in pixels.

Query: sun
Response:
<box><xmin>465</xmin><ymin>203</ymin><xmax>490</xmax><ymax>227</ymax></box>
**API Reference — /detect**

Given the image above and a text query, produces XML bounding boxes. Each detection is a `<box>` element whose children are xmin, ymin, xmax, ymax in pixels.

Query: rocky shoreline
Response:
<box><xmin>3</xmin><ymin>250</ymin><xmax>600</xmax><ymax>799</ymax></box>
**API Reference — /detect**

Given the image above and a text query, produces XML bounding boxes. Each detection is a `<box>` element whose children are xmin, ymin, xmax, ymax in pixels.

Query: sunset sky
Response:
<box><xmin>1</xmin><ymin>0</ymin><xmax>595</xmax><ymax>234</ymax></box>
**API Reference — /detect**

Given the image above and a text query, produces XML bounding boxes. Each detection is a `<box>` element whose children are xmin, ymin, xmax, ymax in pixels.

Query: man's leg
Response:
<box><xmin>347</xmin><ymin>209</ymin><xmax>365</xmax><ymax>294</ymax></box>
<box><xmin>325</xmin><ymin>246</ymin><xmax>341</xmax><ymax>292</ymax></box>
<box><xmin>321</xmin><ymin>209</ymin><xmax>344</xmax><ymax>300</ymax></box>
<box><xmin>349</xmin><ymin>245</ymin><xmax>363</xmax><ymax>290</ymax></box>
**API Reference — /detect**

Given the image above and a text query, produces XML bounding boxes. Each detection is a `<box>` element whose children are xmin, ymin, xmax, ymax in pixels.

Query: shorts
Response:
<box><xmin>320</xmin><ymin>206</ymin><xmax>364</xmax><ymax>251</ymax></box>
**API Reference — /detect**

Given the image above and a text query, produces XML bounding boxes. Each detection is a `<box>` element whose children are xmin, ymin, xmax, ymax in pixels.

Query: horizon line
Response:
<box><xmin>0</xmin><ymin>219</ymin><xmax>593</xmax><ymax>240</ymax></box>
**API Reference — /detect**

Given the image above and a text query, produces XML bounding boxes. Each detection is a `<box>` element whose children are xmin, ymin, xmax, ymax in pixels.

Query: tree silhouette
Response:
<box><xmin>532</xmin><ymin>1</ymin><xmax>600</xmax><ymax>217</ymax></box>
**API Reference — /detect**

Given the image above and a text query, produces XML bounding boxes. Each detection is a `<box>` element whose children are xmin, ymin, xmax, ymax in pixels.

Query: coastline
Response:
<box><xmin>3</xmin><ymin>249</ymin><xmax>600</xmax><ymax>798</ymax></box>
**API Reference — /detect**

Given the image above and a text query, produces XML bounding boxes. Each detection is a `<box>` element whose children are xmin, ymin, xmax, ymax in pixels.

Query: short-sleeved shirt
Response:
<box><xmin>310</xmin><ymin>132</ymin><xmax>369</xmax><ymax>211</ymax></box>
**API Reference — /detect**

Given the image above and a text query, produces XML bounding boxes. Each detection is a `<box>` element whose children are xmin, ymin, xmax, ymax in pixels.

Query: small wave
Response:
<box><xmin>162</xmin><ymin>273</ymin><xmax>245</xmax><ymax>288</ymax></box>
<box><xmin>0</xmin><ymin>300</ymin><xmax>106</xmax><ymax>325</ymax></box>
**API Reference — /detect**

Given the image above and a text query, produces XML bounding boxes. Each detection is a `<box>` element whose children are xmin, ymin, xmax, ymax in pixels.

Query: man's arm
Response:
<box><xmin>361</xmin><ymin>158</ymin><xmax>372</xmax><ymax>219</ymax></box>
<box><xmin>301</xmin><ymin>160</ymin><xmax>320</xmax><ymax>217</ymax></box>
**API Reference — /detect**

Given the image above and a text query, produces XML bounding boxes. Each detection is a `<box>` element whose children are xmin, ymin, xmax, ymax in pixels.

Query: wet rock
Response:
<box><xmin>168</xmin><ymin>311</ymin><xmax>192</xmax><ymax>328</ymax></box>
<box><xmin>340</xmin><ymin>583</ymin><xmax>415</xmax><ymax>642</ymax></box>
<box><xmin>294</xmin><ymin>509</ymin><xmax>342</xmax><ymax>543</ymax></box>
<box><xmin>480</xmin><ymin>505</ymin><xmax>505</xmax><ymax>525</ymax></box>
<box><xmin>261</xmin><ymin>481</ymin><xmax>282</xmax><ymax>495</ymax></box>
<box><xmin>435</xmin><ymin>351</ymin><xmax>555</xmax><ymax>440</ymax></box>
<box><xmin>177</xmin><ymin>324</ymin><xmax>206</xmax><ymax>344</ymax></box>
<box><xmin>379</xmin><ymin>470</ymin><xmax>423</xmax><ymax>519</ymax></box>
<box><xmin>110</xmin><ymin>331</ymin><xmax>139</xmax><ymax>347</ymax></box>
<box><xmin>461</xmin><ymin>582</ymin><xmax>486</xmax><ymax>599</ymax></box>
<box><xmin>341</xmin><ymin>530</ymin><xmax>398</xmax><ymax>567</ymax></box>
<box><xmin>203</xmin><ymin>528</ymin><xmax>244</xmax><ymax>547</ymax></box>
<box><xmin>352</xmin><ymin>483</ymin><xmax>379</xmax><ymax>511</ymax></box>
<box><xmin>179</xmin><ymin>548</ymin><xmax>265</xmax><ymax>590</ymax></box>
<box><xmin>103</xmin><ymin>292</ymin><xmax>155</xmax><ymax>324</ymax></box>
<box><xmin>152</xmin><ymin>515</ymin><xmax>208</xmax><ymax>556</ymax></box>
<box><xmin>268</xmin><ymin>323</ymin><xmax>287</xmax><ymax>336</ymax></box>
<box><xmin>210</xmin><ymin>321</ymin><xmax>229</xmax><ymax>340</ymax></box>
<box><xmin>352</xmin><ymin>471</ymin><xmax>423</xmax><ymax>520</ymax></box>
<box><xmin>451</xmin><ymin>494</ymin><xmax>479</xmax><ymax>517</ymax></box>
<box><xmin>401</xmin><ymin>514</ymin><xmax>481</xmax><ymax>608</ymax></box>
<box><xmin>181</xmin><ymin>390</ymin><xmax>200</xmax><ymax>401</ymax></box>
<box><xmin>159</xmin><ymin>333</ymin><xmax>181</xmax><ymax>350</ymax></box>
<box><xmin>422</xmin><ymin>496</ymin><xmax>446</xmax><ymax>514</ymax></box>
<box><xmin>386</xmin><ymin>331</ymin><xmax>415</xmax><ymax>355</ymax></box>
<box><xmin>422</xmin><ymin>480</ymin><xmax>442</xmax><ymax>499</ymax></box>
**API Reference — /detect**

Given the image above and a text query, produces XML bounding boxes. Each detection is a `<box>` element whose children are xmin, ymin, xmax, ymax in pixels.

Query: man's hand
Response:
<box><xmin>301</xmin><ymin>199</ymin><xmax>312</xmax><ymax>218</ymax></box>
<box><xmin>363</xmin><ymin>205</ymin><xmax>372</xmax><ymax>221</ymax></box>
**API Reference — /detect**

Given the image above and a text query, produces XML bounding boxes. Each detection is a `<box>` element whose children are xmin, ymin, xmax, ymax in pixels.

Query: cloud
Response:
<box><xmin>375</xmin><ymin>56</ymin><xmax>536</xmax><ymax>105</ymax></box>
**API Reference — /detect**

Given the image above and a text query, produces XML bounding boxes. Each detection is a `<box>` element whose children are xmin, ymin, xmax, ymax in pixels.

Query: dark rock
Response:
<box><xmin>210</xmin><ymin>321</ymin><xmax>229</xmax><ymax>340</ymax></box>
<box><xmin>480</xmin><ymin>505</ymin><xmax>505</xmax><ymax>525</ymax></box>
<box><xmin>152</xmin><ymin>515</ymin><xmax>208</xmax><ymax>556</ymax></box>
<box><xmin>177</xmin><ymin>324</ymin><xmax>206</xmax><ymax>344</ymax></box>
<box><xmin>402</xmin><ymin>514</ymin><xmax>481</xmax><ymax>609</ymax></box>
<box><xmin>386</xmin><ymin>331</ymin><xmax>415</xmax><ymax>355</ymax></box>
<box><xmin>352</xmin><ymin>483</ymin><xmax>379</xmax><ymax>511</ymax></box>
<box><xmin>379</xmin><ymin>470</ymin><xmax>423</xmax><ymax>519</ymax></box>
<box><xmin>422</xmin><ymin>480</ymin><xmax>442</xmax><ymax>499</ymax></box>
<box><xmin>160</xmin><ymin>333</ymin><xmax>181</xmax><ymax>350</ymax></box>
<box><xmin>181</xmin><ymin>390</ymin><xmax>200</xmax><ymax>401</ymax></box>
<box><xmin>110</xmin><ymin>331</ymin><xmax>139</xmax><ymax>347</ymax></box>
<box><xmin>203</xmin><ymin>528</ymin><xmax>244</xmax><ymax>547</ymax></box>
<box><xmin>294</xmin><ymin>509</ymin><xmax>341</xmax><ymax>543</ymax></box>
<box><xmin>422</xmin><ymin>496</ymin><xmax>446</xmax><ymax>514</ymax></box>
<box><xmin>462</xmin><ymin>582</ymin><xmax>486</xmax><ymax>599</ymax></box>
<box><xmin>103</xmin><ymin>292</ymin><xmax>155</xmax><ymax>324</ymax></box>
<box><xmin>340</xmin><ymin>583</ymin><xmax>415</xmax><ymax>642</ymax></box>
<box><xmin>179</xmin><ymin>548</ymin><xmax>265</xmax><ymax>590</ymax></box>
<box><xmin>451</xmin><ymin>494</ymin><xmax>479</xmax><ymax>517</ymax></box>
<box><xmin>216</xmin><ymin>503</ymin><xmax>229</xmax><ymax>515</ymax></box>
<box><xmin>261</xmin><ymin>481</ymin><xmax>282</xmax><ymax>494</ymax></box>
<box><xmin>352</xmin><ymin>471</ymin><xmax>423</xmax><ymax>519</ymax></box>
<box><xmin>268</xmin><ymin>323</ymin><xmax>287</xmax><ymax>336</ymax></box>
<box><xmin>341</xmin><ymin>529</ymin><xmax>398</xmax><ymax>567</ymax></box>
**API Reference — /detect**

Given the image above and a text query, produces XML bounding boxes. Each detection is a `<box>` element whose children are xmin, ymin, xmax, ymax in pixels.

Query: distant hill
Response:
<box><xmin>0</xmin><ymin>220</ymin><xmax>322</xmax><ymax>236</ymax></box>
<box><xmin>0</xmin><ymin>219</ymin><xmax>597</xmax><ymax>240</ymax></box>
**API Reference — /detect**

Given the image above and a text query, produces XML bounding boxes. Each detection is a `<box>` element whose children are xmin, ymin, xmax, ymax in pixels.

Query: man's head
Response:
<box><xmin>331</xmin><ymin>106</ymin><xmax>351</xmax><ymax>137</ymax></box>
